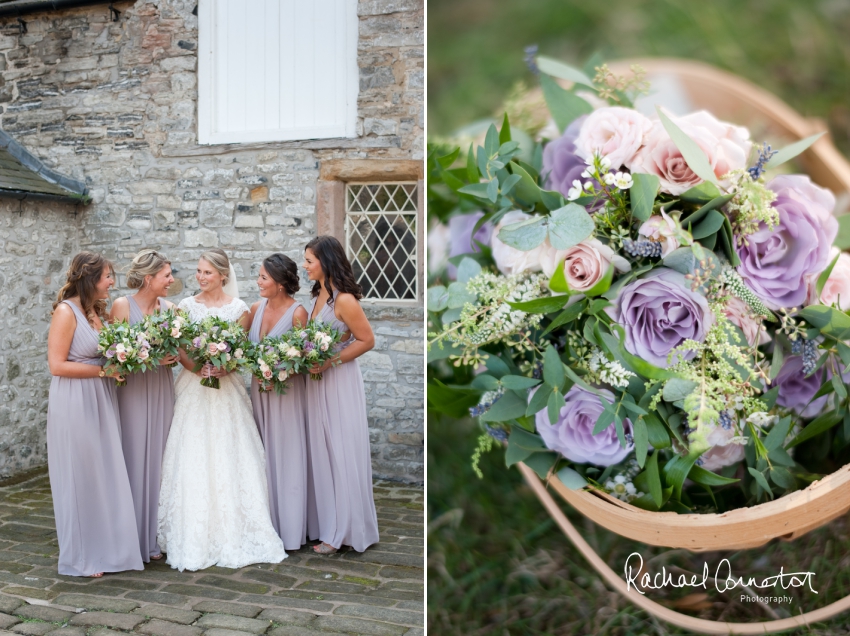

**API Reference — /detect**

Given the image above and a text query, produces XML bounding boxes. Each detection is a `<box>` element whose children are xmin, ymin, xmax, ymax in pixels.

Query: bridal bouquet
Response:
<box><xmin>427</xmin><ymin>56</ymin><xmax>850</xmax><ymax>513</ymax></box>
<box><xmin>139</xmin><ymin>308</ymin><xmax>191</xmax><ymax>367</ymax></box>
<box><xmin>299</xmin><ymin>321</ymin><xmax>345</xmax><ymax>380</ymax></box>
<box><xmin>98</xmin><ymin>320</ymin><xmax>156</xmax><ymax>386</ymax></box>
<box><xmin>183</xmin><ymin>316</ymin><xmax>248</xmax><ymax>389</ymax></box>
<box><xmin>244</xmin><ymin>333</ymin><xmax>305</xmax><ymax>395</ymax></box>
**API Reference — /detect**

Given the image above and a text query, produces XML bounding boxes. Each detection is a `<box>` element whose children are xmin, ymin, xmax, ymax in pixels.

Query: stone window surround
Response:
<box><xmin>316</xmin><ymin>159</ymin><xmax>425</xmax><ymax>308</ymax></box>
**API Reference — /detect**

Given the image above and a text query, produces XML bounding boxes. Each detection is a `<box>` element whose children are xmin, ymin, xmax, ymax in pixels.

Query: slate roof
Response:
<box><xmin>0</xmin><ymin>129</ymin><xmax>90</xmax><ymax>204</ymax></box>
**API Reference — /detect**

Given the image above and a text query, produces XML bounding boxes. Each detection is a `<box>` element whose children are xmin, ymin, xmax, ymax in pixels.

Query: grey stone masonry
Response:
<box><xmin>0</xmin><ymin>473</ymin><xmax>423</xmax><ymax>635</ymax></box>
<box><xmin>0</xmin><ymin>0</ymin><xmax>424</xmax><ymax>482</ymax></box>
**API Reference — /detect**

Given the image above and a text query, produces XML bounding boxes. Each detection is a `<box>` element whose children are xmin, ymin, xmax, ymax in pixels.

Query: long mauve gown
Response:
<box><xmin>116</xmin><ymin>296</ymin><xmax>175</xmax><ymax>562</ymax></box>
<box><xmin>249</xmin><ymin>299</ymin><xmax>308</xmax><ymax>550</ymax></box>
<box><xmin>46</xmin><ymin>300</ymin><xmax>143</xmax><ymax>576</ymax></box>
<box><xmin>305</xmin><ymin>291</ymin><xmax>379</xmax><ymax>552</ymax></box>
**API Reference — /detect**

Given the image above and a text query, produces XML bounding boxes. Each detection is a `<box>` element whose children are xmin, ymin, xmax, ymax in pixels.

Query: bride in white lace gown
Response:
<box><xmin>157</xmin><ymin>249</ymin><xmax>287</xmax><ymax>571</ymax></box>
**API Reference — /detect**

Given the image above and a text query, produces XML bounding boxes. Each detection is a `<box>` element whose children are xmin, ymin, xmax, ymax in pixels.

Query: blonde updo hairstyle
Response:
<box><xmin>127</xmin><ymin>249</ymin><xmax>171</xmax><ymax>290</ymax></box>
<box><xmin>200</xmin><ymin>248</ymin><xmax>231</xmax><ymax>285</ymax></box>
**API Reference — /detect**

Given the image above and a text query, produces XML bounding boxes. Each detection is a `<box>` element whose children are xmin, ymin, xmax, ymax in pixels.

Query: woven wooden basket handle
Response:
<box><xmin>519</xmin><ymin>462</ymin><xmax>850</xmax><ymax>634</ymax></box>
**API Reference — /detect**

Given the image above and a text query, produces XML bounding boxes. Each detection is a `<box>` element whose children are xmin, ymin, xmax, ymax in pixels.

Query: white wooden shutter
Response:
<box><xmin>198</xmin><ymin>0</ymin><xmax>359</xmax><ymax>145</ymax></box>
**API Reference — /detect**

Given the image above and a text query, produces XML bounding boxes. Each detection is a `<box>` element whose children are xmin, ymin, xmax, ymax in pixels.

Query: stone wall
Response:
<box><xmin>0</xmin><ymin>0</ymin><xmax>424</xmax><ymax>482</ymax></box>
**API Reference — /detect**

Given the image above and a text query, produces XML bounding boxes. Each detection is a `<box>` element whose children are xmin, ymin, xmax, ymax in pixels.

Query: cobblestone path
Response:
<box><xmin>0</xmin><ymin>473</ymin><xmax>424</xmax><ymax>636</ymax></box>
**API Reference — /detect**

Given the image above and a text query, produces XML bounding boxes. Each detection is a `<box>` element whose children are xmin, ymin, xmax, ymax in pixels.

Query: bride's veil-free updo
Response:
<box><xmin>200</xmin><ymin>248</ymin><xmax>239</xmax><ymax>299</ymax></box>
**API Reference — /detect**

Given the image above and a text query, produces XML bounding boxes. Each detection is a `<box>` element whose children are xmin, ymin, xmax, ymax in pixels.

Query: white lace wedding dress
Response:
<box><xmin>157</xmin><ymin>296</ymin><xmax>287</xmax><ymax>571</ymax></box>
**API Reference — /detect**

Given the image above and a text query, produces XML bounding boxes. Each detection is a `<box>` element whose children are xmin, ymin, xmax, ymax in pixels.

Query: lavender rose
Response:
<box><xmin>610</xmin><ymin>268</ymin><xmax>714</xmax><ymax>367</ymax></box>
<box><xmin>536</xmin><ymin>385</ymin><xmax>633</xmax><ymax>466</ymax></box>
<box><xmin>736</xmin><ymin>175</ymin><xmax>837</xmax><ymax>310</ymax></box>
<box><xmin>541</xmin><ymin>116</ymin><xmax>588</xmax><ymax>197</ymax></box>
<box><xmin>774</xmin><ymin>355</ymin><xmax>825</xmax><ymax>418</ymax></box>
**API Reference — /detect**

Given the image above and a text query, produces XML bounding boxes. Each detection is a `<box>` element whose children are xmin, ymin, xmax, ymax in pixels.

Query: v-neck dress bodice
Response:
<box><xmin>47</xmin><ymin>300</ymin><xmax>144</xmax><ymax>576</ymax></box>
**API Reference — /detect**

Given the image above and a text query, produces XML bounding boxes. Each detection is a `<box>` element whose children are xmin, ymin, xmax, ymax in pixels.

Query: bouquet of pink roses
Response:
<box><xmin>183</xmin><ymin>315</ymin><xmax>248</xmax><ymax>389</ymax></box>
<box><xmin>98</xmin><ymin>320</ymin><xmax>156</xmax><ymax>387</ymax></box>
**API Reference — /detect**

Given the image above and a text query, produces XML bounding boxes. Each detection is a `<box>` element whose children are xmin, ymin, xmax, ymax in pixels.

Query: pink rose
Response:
<box><xmin>724</xmin><ymin>296</ymin><xmax>770</xmax><ymax>347</ymax></box>
<box><xmin>575</xmin><ymin>106</ymin><xmax>653</xmax><ymax>169</ymax></box>
<box><xmin>561</xmin><ymin>239</ymin><xmax>630</xmax><ymax>293</ymax></box>
<box><xmin>139</xmin><ymin>349</ymin><xmax>150</xmax><ymax>360</ymax></box>
<box><xmin>116</xmin><ymin>351</ymin><xmax>127</xmax><ymax>362</ymax></box>
<box><xmin>699</xmin><ymin>423</ymin><xmax>745</xmax><ymax>472</ymax></box>
<box><xmin>262</xmin><ymin>369</ymin><xmax>273</xmax><ymax>380</ymax></box>
<box><xmin>208</xmin><ymin>343</ymin><xmax>219</xmax><ymax>355</ymax></box>
<box><xmin>628</xmin><ymin>111</ymin><xmax>751</xmax><ymax>195</ymax></box>
<box><xmin>171</xmin><ymin>327</ymin><xmax>181</xmax><ymax>338</ymax></box>
<box><xmin>819</xmin><ymin>248</ymin><xmax>850</xmax><ymax>310</ymax></box>
<box><xmin>638</xmin><ymin>210</ymin><xmax>680</xmax><ymax>257</ymax></box>
<box><xmin>216</xmin><ymin>342</ymin><xmax>228</xmax><ymax>352</ymax></box>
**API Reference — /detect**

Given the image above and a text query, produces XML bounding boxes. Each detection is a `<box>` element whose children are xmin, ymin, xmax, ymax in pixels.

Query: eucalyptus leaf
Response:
<box><xmin>541</xmin><ymin>299</ymin><xmax>586</xmax><ymax>336</ymax></box>
<box><xmin>485</xmin><ymin>354</ymin><xmax>511</xmax><ymax>378</ymax></box>
<box><xmin>457</xmin><ymin>182</ymin><xmax>492</xmax><ymax>200</ymax></box>
<box><xmin>427</xmin><ymin>285</ymin><xmax>449</xmax><ymax>312</ymax></box>
<box><xmin>524</xmin><ymin>452</ymin><xmax>559</xmax><ymax>479</ymax></box>
<box><xmin>484</xmin><ymin>124</ymin><xmax>499</xmax><ymax>157</ymax></box>
<box><xmin>663</xmin><ymin>378</ymin><xmax>698</xmax><ymax>402</ymax></box>
<box><xmin>689</xmin><ymin>464</ymin><xmax>740</xmax><ymax>486</ymax></box>
<box><xmin>556</xmin><ymin>466</ymin><xmax>589</xmax><ymax>490</ymax></box>
<box><xmin>427</xmin><ymin>341</ymin><xmax>463</xmax><ymax>363</ymax></box>
<box><xmin>547</xmin><ymin>388</ymin><xmax>564</xmax><ymax>425</ymax></box>
<box><xmin>540</xmin><ymin>74</ymin><xmax>594</xmax><ymax>133</ymax></box>
<box><xmin>481</xmin><ymin>390</ymin><xmax>529</xmax><ymax>422</ymax></box>
<box><xmin>526</xmin><ymin>385</ymin><xmax>550</xmax><ymax>416</ymax></box>
<box><xmin>629</xmin><ymin>173</ymin><xmax>659</xmax><ymax>222</ymax></box>
<box><xmin>501</xmin><ymin>375</ymin><xmax>542</xmax><ymax>390</ymax></box>
<box><xmin>817</xmin><ymin>252</ymin><xmax>841</xmax><ymax>297</ymax></box>
<box><xmin>680</xmin><ymin>182</ymin><xmax>722</xmax><ymax>203</ymax></box>
<box><xmin>447</xmin><ymin>281</ymin><xmax>477</xmax><ymax>309</ymax></box>
<box><xmin>486</xmin><ymin>178</ymin><xmax>499</xmax><ymax>203</ymax></box>
<box><xmin>500</xmin><ymin>173</ymin><xmax>522</xmax><ymax>197</ymax></box>
<box><xmin>770</xmin><ymin>341</ymin><xmax>785</xmax><ymax>381</ymax></box>
<box><xmin>536</xmin><ymin>56</ymin><xmax>595</xmax><ymax>87</ymax></box>
<box><xmin>798</xmin><ymin>304</ymin><xmax>850</xmax><ymax>339</ymax></box>
<box><xmin>769</xmin><ymin>466</ymin><xmax>796</xmax><ymax>490</ymax></box>
<box><xmin>656</xmin><ymin>107</ymin><xmax>718</xmax><ymax>185</ymax></box>
<box><xmin>470</xmin><ymin>374</ymin><xmax>500</xmax><ymax>392</ymax></box>
<box><xmin>691</xmin><ymin>209</ymin><xmax>727</xmax><ymax>240</ymax></box>
<box><xmin>543</xmin><ymin>344</ymin><xmax>565</xmax><ymax>390</ymax></box>
<box><xmin>499</xmin><ymin>113</ymin><xmax>512</xmax><ymax>144</ymax></box>
<box><xmin>663</xmin><ymin>452</ymin><xmax>702</xmax><ymax>499</ymax></box>
<box><xmin>763</xmin><ymin>416</ymin><xmax>792</xmax><ymax>451</ymax></box>
<box><xmin>498</xmin><ymin>216</ymin><xmax>548</xmax><ymax>251</ymax></box>
<box><xmin>748</xmin><ymin>467</ymin><xmax>773</xmax><ymax>499</ymax></box>
<box><xmin>548</xmin><ymin>203</ymin><xmax>596</xmax><ymax>250</ymax></box>
<box><xmin>766</xmin><ymin>132</ymin><xmax>825</xmax><ymax>169</ymax></box>
<box><xmin>507</xmin><ymin>295</ymin><xmax>568</xmax><ymax>314</ymax></box>
<box><xmin>786</xmin><ymin>410</ymin><xmax>842</xmax><ymax>449</ymax></box>
<box><xmin>540</xmin><ymin>189</ymin><xmax>566</xmax><ymax>213</ymax></box>
<box><xmin>456</xmin><ymin>257</ymin><xmax>482</xmax><ymax>284</ymax></box>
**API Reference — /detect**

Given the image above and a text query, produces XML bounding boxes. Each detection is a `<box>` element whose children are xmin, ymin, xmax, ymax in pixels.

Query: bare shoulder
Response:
<box><xmin>333</xmin><ymin>292</ymin><xmax>361</xmax><ymax>311</ymax></box>
<box><xmin>112</xmin><ymin>296</ymin><xmax>129</xmax><ymax>310</ymax></box>
<box><xmin>51</xmin><ymin>302</ymin><xmax>77</xmax><ymax>328</ymax></box>
<box><xmin>249</xmin><ymin>300</ymin><xmax>262</xmax><ymax>314</ymax></box>
<box><xmin>293</xmin><ymin>304</ymin><xmax>309</xmax><ymax>326</ymax></box>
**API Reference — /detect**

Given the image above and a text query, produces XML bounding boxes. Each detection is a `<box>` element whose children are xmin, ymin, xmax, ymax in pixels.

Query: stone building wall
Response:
<box><xmin>0</xmin><ymin>0</ymin><xmax>424</xmax><ymax>482</ymax></box>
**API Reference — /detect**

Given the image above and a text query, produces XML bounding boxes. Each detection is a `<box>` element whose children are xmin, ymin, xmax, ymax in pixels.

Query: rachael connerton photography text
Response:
<box><xmin>624</xmin><ymin>552</ymin><xmax>818</xmax><ymax>595</ymax></box>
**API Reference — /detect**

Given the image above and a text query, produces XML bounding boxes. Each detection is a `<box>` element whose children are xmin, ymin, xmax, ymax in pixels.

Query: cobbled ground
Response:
<box><xmin>0</xmin><ymin>473</ymin><xmax>423</xmax><ymax>636</ymax></box>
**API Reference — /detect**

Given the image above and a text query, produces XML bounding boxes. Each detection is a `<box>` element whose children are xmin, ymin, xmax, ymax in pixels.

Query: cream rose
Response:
<box><xmin>628</xmin><ymin>110</ymin><xmax>751</xmax><ymax>195</ymax></box>
<box><xmin>491</xmin><ymin>211</ymin><xmax>549</xmax><ymax>276</ymax></box>
<box><xmin>819</xmin><ymin>247</ymin><xmax>850</xmax><ymax>310</ymax></box>
<box><xmin>561</xmin><ymin>239</ymin><xmax>630</xmax><ymax>293</ymax></box>
<box><xmin>575</xmin><ymin>106</ymin><xmax>653</xmax><ymax>169</ymax></box>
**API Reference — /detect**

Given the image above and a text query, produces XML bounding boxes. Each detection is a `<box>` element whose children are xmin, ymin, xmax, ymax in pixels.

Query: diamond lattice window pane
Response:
<box><xmin>345</xmin><ymin>183</ymin><xmax>418</xmax><ymax>301</ymax></box>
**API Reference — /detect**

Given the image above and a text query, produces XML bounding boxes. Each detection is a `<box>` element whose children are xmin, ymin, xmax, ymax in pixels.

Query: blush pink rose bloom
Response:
<box><xmin>116</xmin><ymin>351</ymin><xmax>127</xmax><ymax>362</ymax></box>
<box><xmin>819</xmin><ymin>247</ymin><xmax>850</xmax><ymax>310</ymax></box>
<box><xmin>216</xmin><ymin>342</ymin><xmax>228</xmax><ymax>352</ymax></box>
<box><xmin>638</xmin><ymin>209</ymin><xmax>680</xmax><ymax>257</ymax></box>
<box><xmin>699</xmin><ymin>423</ymin><xmax>745</xmax><ymax>472</ymax></box>
<box><xmin>628</xmin><ymin>110</ymin><xmax>751</xmax><ymax>195</ymax></box>
<box><xmin>207</xmin><ymin>343</ymin><xmax>219</xmax><ymax>355</ymax></box>
<box><xmin>561</xmin><ymin>239</ymin><xmax>631</xmax><ymax>293</ymax></box>
<box><xmin>262</xmin><ymin>369</ymin><xmax>273</xmax><ymax>380</ymax></box>
<box><xmin>724</xmin><ymin>296</ymin><xmax>770</xmax><ymax>346</ymax></box>
<box><xmin>138</xmin><ymin>348</ymin><xmax>149</xmax><ymax>360</ymax></box>
<box><xmin>575</xmin><ymin>106</ymin><xmax>653</xmax><ymax>169</ymax></box>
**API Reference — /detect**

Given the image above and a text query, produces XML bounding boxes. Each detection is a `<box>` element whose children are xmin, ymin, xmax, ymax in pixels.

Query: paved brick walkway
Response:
<box><xmin>0</xmin><ymin>473</ymin><xmax>423</xmax><ymax>636</ymax></box>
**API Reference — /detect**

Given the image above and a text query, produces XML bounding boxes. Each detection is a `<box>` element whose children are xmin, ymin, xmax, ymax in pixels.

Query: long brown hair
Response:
<box><xmin>305</xmin><ymin>236</ymin><xmax>362</xmax><ymax>306</ymax></box>
<box><xmin>53</xmin><ymin>251</ymin><xmax>113</xmax><ymax>325</ymax></box>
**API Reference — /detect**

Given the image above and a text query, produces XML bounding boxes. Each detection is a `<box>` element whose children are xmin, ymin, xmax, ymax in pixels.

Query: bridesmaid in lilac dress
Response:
<box><xmin>248</xmin><ymin>254</ymin><xmax>309</xmax><ymax>550</ymax></box>
<box><xmin>302</xmin><ymin>236</ymin><xmax>380</xmax><ymax>554</ymax></box>
<box><xmin>109</xmin><ymin>249</ymin><xmax>178</xmax><ymax>563</ymax></box>
<box><xmin>46</xmin><ymin>252</ymin><xmax>143</xmax><ymax>577</ymax></box>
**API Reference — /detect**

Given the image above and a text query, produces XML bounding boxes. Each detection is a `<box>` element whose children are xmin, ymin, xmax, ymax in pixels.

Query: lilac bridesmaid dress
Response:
<box><xmin>116</xmin><ymin>296</ymin><xmax>174</xmax><ymax>562</ymax></box>
<box><xmin>46</xmin><ymin>300</ymin><xmax>143</xmax><ymax>576</ymax></box>
<box><xmin>305</xmin><ymin>291</ymin><xmax>379</xmax><ymax>552</ymax></box>
<box><xmin>249</xmin><ymin>299</ymin><xmax>308</xmax><ymax>550</ymax></box>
